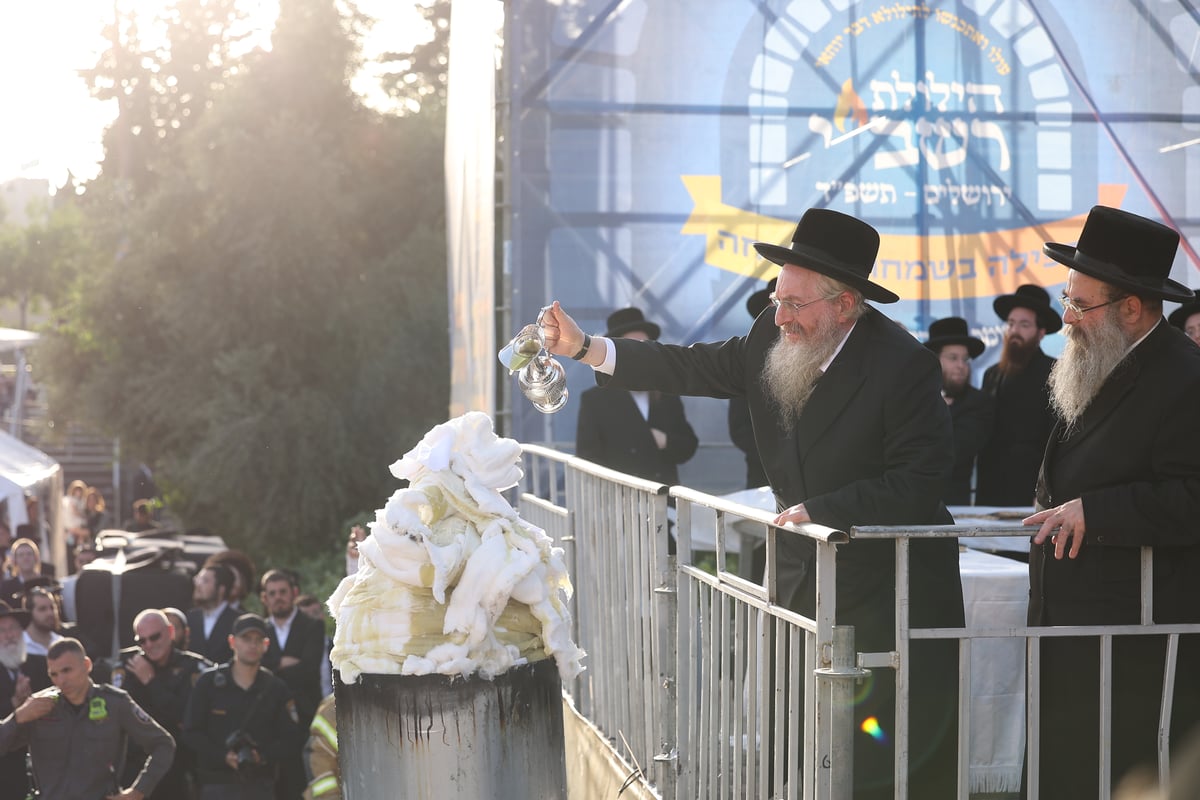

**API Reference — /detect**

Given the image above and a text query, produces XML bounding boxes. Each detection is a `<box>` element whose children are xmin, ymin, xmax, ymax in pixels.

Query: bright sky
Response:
<box><xmin>0</xmin><ymin>0</ymin><xmax>426</xmax><ymax>190</ymax></box>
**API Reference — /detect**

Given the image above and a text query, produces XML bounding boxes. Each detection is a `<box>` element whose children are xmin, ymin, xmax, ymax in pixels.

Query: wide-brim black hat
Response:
<box><xmin>924</xmin><ymin>316</ymin><xmax>986</xmax><ymax>359</ymax></box>
<box><xmin>752</xmin><ymin>209</ymin><xmax>899</xmax><ymax>304</ymax></box>
<box><xmin>993</xmin><ymin>283</ymin><xmax>1063</xmax><ymax>334</ymax></box>
<box><xmin>0</xmin><ymin>600</ymin><xmax>30</xmax><ymax>628</ymax></box>
<box><xmin>1168</xmin><ymin>293</ymin><xmax>1200</xmax><ymax>329</ymax></box>
<box><xmin>604</xmin><ymin>307</ymin><xmax>661</xmax><ymax>340</ymax></box>
<box><xmin>1043</xmin><ymin>206</ymin><xmax>1194</xmax><ymax>303</ymax></box>
<box><xmin>746</xmin><ymin>277</ymin><xmax>777</xmax><ymax>319</ymax></box>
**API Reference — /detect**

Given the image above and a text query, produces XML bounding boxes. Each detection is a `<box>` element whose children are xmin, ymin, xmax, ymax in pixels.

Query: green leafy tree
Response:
<box><xmin>376</xmin><ymin>0</ymin><xmax>449</xmax><ymax>114</ymax></box>
<box><xmin>43</xmin><ymin>0</ymin><xmax>449</xmax><ymax>559</ymax></box>
<box><xmin>0</xmin><ymin>204</ymin><xmax>90</xmax><ymax>328</ymax></box>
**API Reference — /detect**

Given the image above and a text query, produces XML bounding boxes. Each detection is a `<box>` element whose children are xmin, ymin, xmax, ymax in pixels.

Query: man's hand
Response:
<box><xmin>11</xmin><ymin>673</ymin><xmax>30</xmax><ymax>709</ymax></box>
<box><xmin>540</xmin><ymin>302</ymin><xmax>585</xmax><ymax>358</ymax></box>
<box><xmin>225</xmin><ymin>750</ymin><xmax>240</xmax><ymax>770</ymax></box>
<box><xmin>280</xmin><ymin>656</ymin><xmax>301</xmax><ymax>669</ymax></box>
<box><xmin>774</xmin><ymin>503</ymin><xmax>812</xmax><ymax>526</ymax></box>
<box><xmin>650</xmin><ymin>428</ymin><xmax>667</xmax><ymax>449</ymax></box>
<box><xmin>125</xmin><ymin>654</ymin><xmax>155</xmax><ymax>685</ymax></box>
<box><xmin>13</xmin><ymin>695</ymin><xmax>56</xmax><ymax>725</ymax></box>
<box><xmin>105</xmin><ymin>788</ymin><xmax>144</xmax><ymax>800</ymax></box>
<box><xmin>1026</xmin><ymin>498</ymin><xmax>1087</xmax><ymax>559</ymax></box>
<box><xmin>346</xmin><ymin>525</ymin><xmax>367</xmax><ymax>561</ymax></box>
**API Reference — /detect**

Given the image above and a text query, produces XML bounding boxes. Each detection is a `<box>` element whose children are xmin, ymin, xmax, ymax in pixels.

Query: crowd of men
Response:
<box><xmin>0</xmin><ymin>526</ymin><xmax>340</xmax><ymax>800</ymax></box>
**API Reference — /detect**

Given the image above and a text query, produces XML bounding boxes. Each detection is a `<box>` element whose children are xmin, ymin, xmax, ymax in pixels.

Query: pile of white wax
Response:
<box><xmin>328</xmin><ymin>412</ymin><xmax>584</xmax><ymax>682</ymax></box>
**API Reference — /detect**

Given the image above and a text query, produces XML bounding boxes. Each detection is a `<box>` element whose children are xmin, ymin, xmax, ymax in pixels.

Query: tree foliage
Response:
<box><xmin>41</xmin><ymin>0</ymin><xmax>450</xmax><ymax>558</ymax></box>
<box><xmin>377</xmin><ymin>0</ymin><xmax>450</xmax><ymax>115</ymax></box>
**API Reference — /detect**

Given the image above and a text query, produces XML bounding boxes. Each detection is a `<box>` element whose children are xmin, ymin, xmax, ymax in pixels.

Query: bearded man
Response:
<box><xmin>975</xmin><ymin>283</ymin><xmax>1061</xmax><ymax>506</ymax></box>
<box><xmin>1022</xmin><ymin>206</ymin><xmax>1200</xmax><ymax>798</ymax></box>
<box><xmin>0</xmin><ymin>602</ymin><xmax>50</xmax><ymax>800</ymax></box>
<box><xmin>543</xmin><ymin>208</ymin><xmax>964</xmax><ymax>800</ymax></box>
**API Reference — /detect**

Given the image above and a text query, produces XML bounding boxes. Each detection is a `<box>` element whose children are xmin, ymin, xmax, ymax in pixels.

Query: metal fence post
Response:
<box><xmin>815</xmin><ymin>625</ymin><xmax>869</xmax><ymax>800</ymax></box>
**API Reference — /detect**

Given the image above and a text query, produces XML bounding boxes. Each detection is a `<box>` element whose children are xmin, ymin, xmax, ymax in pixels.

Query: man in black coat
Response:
<box><xmin>0</xmin><ymin>601</ymin><xmax>48</xmax><ymax>800</ymax></box>
<box><xmin>543</xmin><ymin>208</ymin><xmax>964</xmax><ymax>799</ymax></box>
<box><xmin>575</xmin><ymin>307</ymin><xmax>698</xmax><ymax>486</ymax></box>
<box><xmin>975</xmin><ymin>283</ymin><xmax>1061</xmax><ymax>506</ymax></box>
<box><xmin>1024</xmin><ymin>206</ymin><xmax>1200</xmax><ymax>797</ymax></box>
<box><xmin>187</xmin><ymin>563</ymin><xmax>240</xmax><ymax>664</ymax></box>
<box><xmin>924</xmin><ymin>317</ymin><xmax>995</xmax><ymax>505</ymax></box>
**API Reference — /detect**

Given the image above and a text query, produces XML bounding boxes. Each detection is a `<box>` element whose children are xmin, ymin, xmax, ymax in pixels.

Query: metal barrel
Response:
<box><xmin>336</xmin><ymin>659</ymin><xmax>567</xmax><ymax>799</ymax></box>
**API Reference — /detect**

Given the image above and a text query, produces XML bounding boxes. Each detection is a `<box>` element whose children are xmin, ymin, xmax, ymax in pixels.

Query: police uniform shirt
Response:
<box><xmin>0</xmin><ymin>682</ymin><xmax>175</xmax><ymax>800</ymax></box>
<box><xmin>113</xmin><ymin>646</ymin><xmax>213</xmax><ymax>734</ymax></box>
<box><xmin>183</xmin><ymin>663</ymin><xmax>303</xmax><ymax>786</ymax></box>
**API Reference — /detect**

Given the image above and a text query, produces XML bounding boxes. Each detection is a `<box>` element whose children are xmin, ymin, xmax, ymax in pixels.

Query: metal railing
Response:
<box><xmin>516</xmin><ymin>445</ymin><xmax>1197</xmax><ymax>799</ymax></box>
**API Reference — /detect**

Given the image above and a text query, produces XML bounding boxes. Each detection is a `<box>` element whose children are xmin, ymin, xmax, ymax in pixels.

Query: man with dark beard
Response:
<box><xmin>975</xmin><ymin>283</ymin><xmax>1061</xmax><ymax>506</ymax></box>
<box><xmin>1021</xmin><ymin>205</ymin><xmax>1200</xmax><ymax>798</ymax></box>
<box><xmin>541</xmin><ymin>208</ymin><xmax>964</xmax><ymax>800</ymax></box>
<box><xmin>924</xmin><ymin>317</ymin><xmax>994</xmax><ymax>505</ymax></box>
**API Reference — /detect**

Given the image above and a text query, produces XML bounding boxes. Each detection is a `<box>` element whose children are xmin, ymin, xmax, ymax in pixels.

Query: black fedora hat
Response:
<box><xmin>993</xmin><ymin>284</ymin><xmax>1063</xmax><ymax>334</ymax></box>
<box><xmin>1043</xmin><ymin>206</ymin><xmax>1193</xmax><ymax>302</ymax></box>
<box><xmin>1168</xmin><ymin>291</ymin><xmax>1200</xmax><ymax>330</ymax></box>
<box><xmin>752</xmin><ymin>209</ymin><xmax>899</xmax><ymax>304</ymax></box>
<box><xmin>0</xmin><ymin>600</ymin><xmax>30</xmax><ymax>628</ymax></box>
<box><xmin>604</xmin><ymin>307</ymin><xmax>661</xmax><ymax>340</ymax></box>
<box><xmin>925</xmin><ymin>317</ymin><xmax>986</xmax><ymax>359</ymax></box>
<box><xmin>746</xmin><ymin>277</ymin><xmax>777</xmax><ymax>319</ymax></box>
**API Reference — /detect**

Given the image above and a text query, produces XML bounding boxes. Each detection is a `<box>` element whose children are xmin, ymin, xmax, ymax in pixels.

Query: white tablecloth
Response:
<box><xmin>959</xmin><ymin>548</ymin><xmax>1028</xmax><ymax>794</ymax></box>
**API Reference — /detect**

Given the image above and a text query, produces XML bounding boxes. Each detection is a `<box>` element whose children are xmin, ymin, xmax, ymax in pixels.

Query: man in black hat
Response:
<box><xmin>1168</xmin><ymin>290</ymin><xmax>1200</xmax><ymax>347</ymax></box>
<box><xmin>974</xmin><ymin>283</ymin><xmax>1061</xmax><ymax>507</ymax></box>
<box><xmin>1021</xmin><ymin>205</ymin><xmax>1200</xmax><ymax>798</ymax></box>
<box><xmin>924</xmin><ymin>317</ymin><xmax>995</xmax><ymax>505</ymax></box>
<box><xmin>0</xmin><ymin>601</ymin><xmax>47</xmax><ymax>800</ymax></box>
<box><xmin>727</xmin><ymin>278</ymin><xmax>775</xmax><ymax>489</ymax></box>
<box><xmin>542</xmin><ymin>207</ymin><xmax>963</xmax><ymax>799</ymax></box>
<box><xmin>574</xmin><ymin>307</ymin><xmax>698</xmax><ymax>486</ymax></box>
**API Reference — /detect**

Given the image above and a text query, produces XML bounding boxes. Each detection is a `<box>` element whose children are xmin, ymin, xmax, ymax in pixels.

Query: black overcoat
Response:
<box><xmin>601</xmin><ymin>305</ymin><xmax>964</xmax><ymax>798</ymax></box>
<box><xmin>1029</xmin><ymin>319</ymin><xmax>1200</xmax><ymax>798</ymax></box>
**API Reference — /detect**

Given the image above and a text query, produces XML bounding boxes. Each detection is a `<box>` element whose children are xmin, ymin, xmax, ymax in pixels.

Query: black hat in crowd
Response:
<box><xmin>746</xmin><ymin>278</ymin><xmax>777</xmax><ymax>319</ymax></box>
<box><xmin>604</xmin><ymin>308</ymin><xmax>661</xmax><ymax>340</ymax></box>
<box><xmin>993</xmin><ymin>284</ymin><xmax>1063</xmax><ymax>334</ymax></box>
<box><xmin>752</xmin><ymin>208</ymin><xmax>899</xmax><ymax>304</ymax></box>
<box><xmin>0</xmin><ymin>600</ymin><xmax>30</xmax><ymax>628</ymax></box>
<box><xmin>1168</xmin><ymin>291</ymin><xmax>1200</xmax><ymax>330</ymax></box>
<box><xmin>925</xmin><ymin>317</ymin><xmax>986</xmax><ymax>359</ymax></box>
<box><xmin>1043</xmin><ymin>205</ymin><xmax>1194</xmax><ymax>303</ymax></box>
<box><xmin>232</xmin><ymin>613</ymin><xmax>269</xmax><ymax>637</ymax></box>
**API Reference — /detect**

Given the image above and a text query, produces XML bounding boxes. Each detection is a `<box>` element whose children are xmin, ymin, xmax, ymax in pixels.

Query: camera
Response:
<box><xmin>224</xmin><ymin>730</ymin><xmax>259</xmax><ymax>769</ymax></box>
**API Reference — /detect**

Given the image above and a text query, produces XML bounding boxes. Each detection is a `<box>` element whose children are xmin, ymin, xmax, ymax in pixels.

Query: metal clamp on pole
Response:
<box><xmin>814</xmin><ymin>625</ymin><xmax>870</xmax><ymax>800</ymax></box>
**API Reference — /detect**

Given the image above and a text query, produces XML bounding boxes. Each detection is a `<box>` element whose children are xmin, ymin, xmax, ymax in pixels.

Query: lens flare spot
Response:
<box><xmin>860</xmin><ymin>716</ymin><xmax>888</xmax><ymax>743</ymax></box>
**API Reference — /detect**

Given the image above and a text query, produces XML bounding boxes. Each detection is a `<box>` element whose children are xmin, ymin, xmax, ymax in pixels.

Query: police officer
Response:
<box><xmin>0</xmin><ymin>637</ymin><xmax>175</xmax><ymax>800</ymax></box>
<box><xmin>183</xmin><ymin>613</ymin><xmax>303</xmax><ymax>800</ymax></box>
<box><xmin>113</xmin><ymin>608</ymin><xmax>212</xmax><ymax>799</ymax></box>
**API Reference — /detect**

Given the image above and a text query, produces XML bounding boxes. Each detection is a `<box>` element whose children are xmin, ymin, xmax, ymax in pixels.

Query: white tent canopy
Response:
<box><xmin>0</xmin><ymin>428</ymin><xmax>64</xmax><ymax>576</ymax></box>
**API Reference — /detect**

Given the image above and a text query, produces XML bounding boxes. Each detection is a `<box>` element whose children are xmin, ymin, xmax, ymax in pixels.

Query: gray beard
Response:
<box><xmin>0</xmin><ymin>636</ymin><xmax>26</xmax><ymax>670</ymax></box>
<box><xmin>761</xmin><ymin>315</ymin><xmax>844</xmax><ymax>432</ymax></box>
<box><xmin>1049</xmin><ymin>309</ymin><xmax>1133</xmax><ymax>429</ymax></box>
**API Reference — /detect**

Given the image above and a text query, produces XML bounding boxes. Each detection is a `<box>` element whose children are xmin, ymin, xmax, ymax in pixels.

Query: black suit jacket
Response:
<box><xmin>601</xmin><ymin>305</ymin><xmax>964</xmax><ymax>631</ymax></box>
<box><xmin>976</xmin><ymin>349</ymin><xmax>1056</xmax><ymax>506</ymax></box>
<box><xmin>186</xmin><ymin>605</ymin><xmax>238</xmax><ymax>664</ymax></box>
<box><xmin>1030</xmin><ymin>320</ymin><xmax>1200</xmax><ymax>626</ymax></box>
<box><xmin>945</xmin><ymin>384</ymin><xmax>996</xmax><ymax>505</ymax></box>
<box><xmin>575</xmin><ymin>386</ymin><xmax>698</xmax><ymax>485</ymax></box>
<box><xmin>261</xmin><ymin>611</ymin><xmax>324</xmax><ymax>726</ymax></box>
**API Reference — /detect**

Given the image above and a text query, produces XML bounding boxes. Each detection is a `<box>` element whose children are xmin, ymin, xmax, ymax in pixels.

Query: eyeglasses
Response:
<box><xmin>134</xmin><ymin>630</ymin><xmax>165</xmax><ymax>646</ymax></box>
<box><xmin>769</xmin><ymin>293</ymin><xmax>825</xmax><ymax>314</ymax></box>
<box><xmin>1059</xmin><ymin>293</ymin><xmax>1125</xmax><ymax>320</ymax></box>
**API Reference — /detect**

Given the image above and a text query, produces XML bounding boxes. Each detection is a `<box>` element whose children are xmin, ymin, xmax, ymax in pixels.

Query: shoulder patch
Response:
<box><xmin>131</xmin><ymin>702</ymin><xmax>154</xmax><ymax>725</ymax></box>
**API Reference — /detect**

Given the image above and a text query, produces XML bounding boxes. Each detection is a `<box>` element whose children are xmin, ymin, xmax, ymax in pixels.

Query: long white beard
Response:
<box><xmin>1049</xmin><ymin>308</ymin><xmax>1133</xmax><ymax>428</ymax></box>
<box><xmin>0</xmin><ymin>635</ymin><xmax>26</xmax><ymax>670</ymax></box>
<box><xmin>761</xmin><ymin>311</ymin><xmax>844</xmax><ymax>432</ymax></box>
